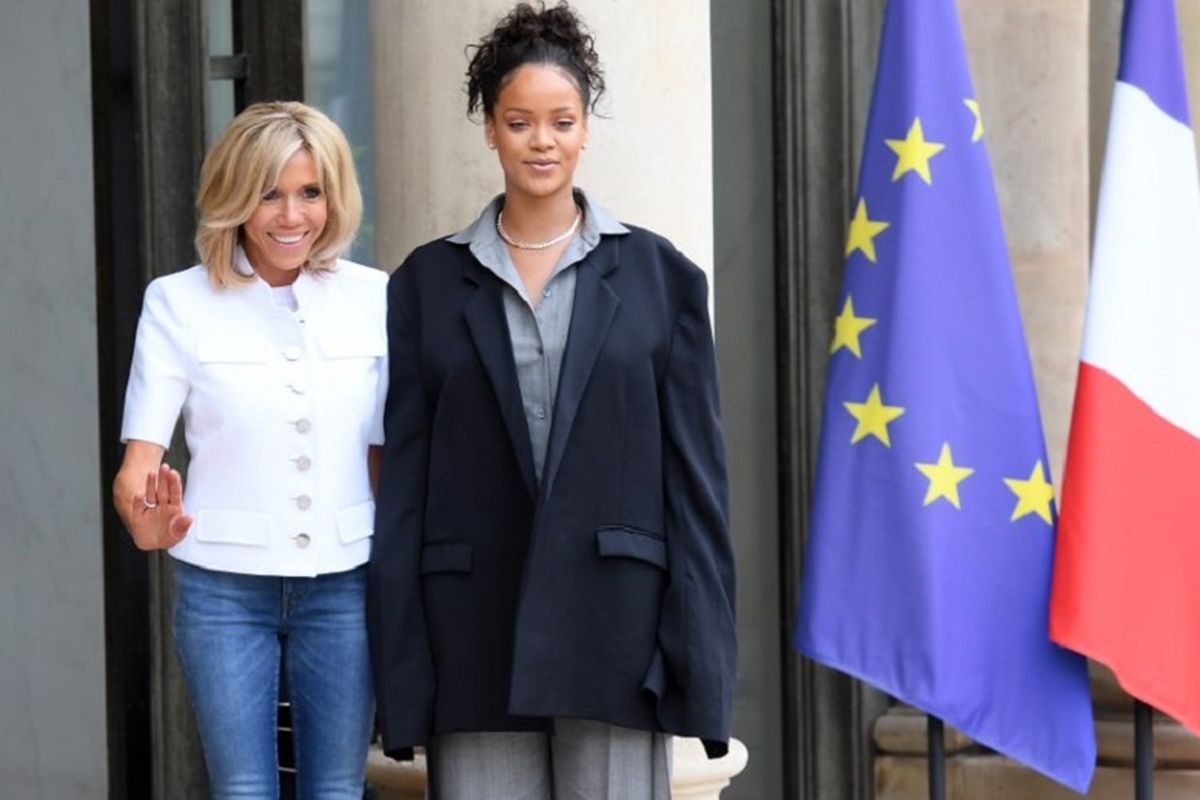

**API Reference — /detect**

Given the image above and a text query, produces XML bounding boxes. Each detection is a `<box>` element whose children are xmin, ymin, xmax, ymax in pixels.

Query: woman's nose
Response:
<box><xmin>280</xmin><ymin>196</ymin><xmax>304</xmax><ymax>224</ymax></box>
<box><xmin>530</xmin><ymin>124</ymin><xmax>554</xmax><ymax>150</ymax></box>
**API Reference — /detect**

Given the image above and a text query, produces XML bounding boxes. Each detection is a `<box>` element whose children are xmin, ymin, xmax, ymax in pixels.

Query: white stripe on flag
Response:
<box><xmin>1081</xmin><ymin>81</ymin><xmax>1200</xmax><ymax>438</ymax></box>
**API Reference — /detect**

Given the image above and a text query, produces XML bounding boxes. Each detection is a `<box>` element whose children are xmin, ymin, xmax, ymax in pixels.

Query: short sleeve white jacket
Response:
<box><xmin>121</xmin><ymin>253</ymin><xmax>388</xmax><ymax>577</ymax></box>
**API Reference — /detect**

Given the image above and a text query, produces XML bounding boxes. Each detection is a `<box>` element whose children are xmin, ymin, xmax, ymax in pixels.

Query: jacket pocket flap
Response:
<box><xmin>420</xmin><ymin>542</ymin><xmax>473</xmax><ymax>575</ymax></box>
<box><xmin>336</xmin><ymin>499</ymin><xmax>375</xmax><ymax>544</ymax></box>
<box><xmin>193</xmin><ymin>509</ymin><xmax>272</xmax><ymax>546</ymax></box>
<box><xmin>318</xmin><ymin>334</ymin><xmax>387</xmax><ymax>359</ymax></box>
<box><xmin>196</xmin><ymin>341</ymin><xmax>269</xmax><ymax>363</ymax></box>
<box><xmin>596</xmin><ymin>526</ymin><xmax>667</xmax><ymax>570</ymax></box>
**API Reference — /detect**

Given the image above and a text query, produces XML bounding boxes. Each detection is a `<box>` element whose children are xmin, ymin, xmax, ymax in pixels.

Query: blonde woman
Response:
<box><xmin>113</xmin><ymin>101</ymin><xmax>385</xmax><ymax>798</ymax></box>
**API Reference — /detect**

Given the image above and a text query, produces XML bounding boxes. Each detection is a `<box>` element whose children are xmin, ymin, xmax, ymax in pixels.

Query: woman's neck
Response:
<box><xmin>499</xmin><ymin>187</ymin><xmax>579</xmax><ymax>243</ymax></box>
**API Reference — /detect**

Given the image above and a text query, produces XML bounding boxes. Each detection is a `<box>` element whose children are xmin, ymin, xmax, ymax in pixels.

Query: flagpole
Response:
<box><xmin>1135</xmin><ymin>700</ymin><xmax>1154</xmax><ymax>800</ymax></box>
<box><xmin>927</xmin><ymin>714</ymin><xmax>946</xmax><ymax>800</ymax></box>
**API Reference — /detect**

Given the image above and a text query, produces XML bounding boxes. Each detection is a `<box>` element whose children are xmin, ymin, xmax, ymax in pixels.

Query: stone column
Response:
<box><xmin>958</xmin><ymin>0</ymin><xmax>1090</xmax><ymax>483</ymax></box>
<box><xmin>1181</xmin><ymin>0</ymin><xmax>1200</xmax><ymax>166</ymax></box>
<box><xmin>371</xmin><ymin>0</ymin><xmax>713</xmax><ymax>280</ymax></box>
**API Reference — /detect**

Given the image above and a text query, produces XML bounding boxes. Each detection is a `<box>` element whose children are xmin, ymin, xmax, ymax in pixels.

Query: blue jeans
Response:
<box><xmin>173</xmin><ymin>559</ymin><xmax>373</xmax><ymax>799</ymax></box>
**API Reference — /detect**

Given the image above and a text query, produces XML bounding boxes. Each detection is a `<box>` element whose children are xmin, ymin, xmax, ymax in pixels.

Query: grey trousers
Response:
<box><xmin>427</xmin><ymin>719</ymin><xmax>672</xmax><ymax>799</ymax></box>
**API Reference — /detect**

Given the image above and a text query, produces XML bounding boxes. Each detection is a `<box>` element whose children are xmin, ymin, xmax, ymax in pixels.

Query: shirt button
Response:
<box><xmin>294</xmin><ymin>533</ymin><xmax>311</xmax><ymax>548</ymax></box>
<box><xmin>296</xmin><ymin>495</ymin><xmax>312</xmax><ymax>511</ymax></box>
<box><xmin>294</xmin><ymin>418</ymin><xmax>311</xmax><ymax>434</ymax></box>
<box><xmin>535</xmin><ymin>406</ymin><xmax>546</xmax><ymax>420</ymax></box>
<box><xmin>295</xmin><ymin>455</ymin><xmax>312</xmax><ymax>471</ymax></box>
<box><xmin>284</xmin><ymin>345</ymin><xmax>303</xmax><ymax>361</ymax></box>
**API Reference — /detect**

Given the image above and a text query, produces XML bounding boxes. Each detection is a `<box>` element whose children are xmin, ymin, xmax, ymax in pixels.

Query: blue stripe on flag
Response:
<box><xmin>1118</xmin><ymin>0</ymin><xmax>1192</xmax><ymax>125</ymax></box>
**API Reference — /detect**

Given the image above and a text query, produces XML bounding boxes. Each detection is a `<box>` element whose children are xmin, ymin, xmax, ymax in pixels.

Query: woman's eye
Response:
<box><xmin>507</xmin><ymin>120</ymin><xmax>528</xmax><ymax>131</ymax></box>
<box><xmin>556</xmin><ymin>120</ymin><xmax>575</xmax><ymax>130</ymax></box>
<box><xmin>261</xmin><ymin>189</ymin><xmax>280</xmax><ymax>202</ymax></box>
<box><xmin>303</xmin><ymin>186</ymin><xmax>322</xmax><ymax>199</ymax></box>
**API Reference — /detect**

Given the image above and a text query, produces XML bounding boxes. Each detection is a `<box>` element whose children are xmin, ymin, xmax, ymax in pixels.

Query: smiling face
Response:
<box><xmin>484</xmin><ymin>64</ymin><xmax>588</xmax><ymax>203</ymax></box>
<box><xmin>240</xmin><ymin>148</ymin><xmax>327</xmax><ymax>286</ymax></box>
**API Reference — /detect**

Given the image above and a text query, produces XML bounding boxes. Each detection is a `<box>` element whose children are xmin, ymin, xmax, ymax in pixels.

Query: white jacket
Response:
<box><xmin>121</xmin><ymin>254</ymin><xmax>387</xmax><ymax>576</ymax></box>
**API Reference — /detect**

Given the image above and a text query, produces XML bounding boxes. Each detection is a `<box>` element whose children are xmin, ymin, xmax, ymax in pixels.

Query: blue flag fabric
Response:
<box><xmin>793</xmin><ymin>0</ymin><xmax>1096</xmax><ymax>792</ymax></box>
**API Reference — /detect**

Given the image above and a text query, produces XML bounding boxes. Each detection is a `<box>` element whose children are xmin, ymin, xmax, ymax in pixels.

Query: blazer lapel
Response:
<box><xmin>462</xmin><ymin>265</ymin><xmax>538</xmax><ymax>498</ymax></box>
<box><xmin>541</xmin><ymin>240</ymin><xmax>621</xmax><ymax>498</ymax></box>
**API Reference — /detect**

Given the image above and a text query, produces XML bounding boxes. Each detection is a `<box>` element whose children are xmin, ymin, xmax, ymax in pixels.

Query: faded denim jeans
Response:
<box><xmin>173</xmin><ymin>559</ymin><xmax>373</xmax><ymax>799</ymax></box>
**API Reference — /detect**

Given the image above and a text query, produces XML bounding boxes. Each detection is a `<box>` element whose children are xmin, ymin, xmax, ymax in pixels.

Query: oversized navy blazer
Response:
<box><xmin>368</xmin><ymin>223</ymin><xmax>736</xmax><ymax>760</ymax></box>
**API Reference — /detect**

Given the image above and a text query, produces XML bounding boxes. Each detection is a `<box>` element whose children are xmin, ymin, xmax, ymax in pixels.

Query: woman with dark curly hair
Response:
<box><xmin>368</xmin><ymin>3</ymin><xmax>736</xmax><ymax>797</ymax></box>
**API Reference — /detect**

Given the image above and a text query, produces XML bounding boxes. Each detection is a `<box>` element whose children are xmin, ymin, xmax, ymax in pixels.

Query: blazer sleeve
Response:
<box><xmin>657</xmin><ymin>267</ymin><xmax>737</xmax><ymax>758</ymax></box>
<box><xmin>368</xmin><ymin>264</ymin><xmax>435</xmax><ymax>759</ymax></box>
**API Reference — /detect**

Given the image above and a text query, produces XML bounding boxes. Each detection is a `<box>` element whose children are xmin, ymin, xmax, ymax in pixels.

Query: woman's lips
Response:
<box><xmin>269</xmin><ymin>232</ymin><xmax>308</xmax><ymax>247</ymax></box>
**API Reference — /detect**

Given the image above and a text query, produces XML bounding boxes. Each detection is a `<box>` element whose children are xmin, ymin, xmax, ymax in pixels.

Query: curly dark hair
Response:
<box><xmin>465</xmin><ymin>1</ymin><xmax>605</xmax><ymax>117</ymax></box>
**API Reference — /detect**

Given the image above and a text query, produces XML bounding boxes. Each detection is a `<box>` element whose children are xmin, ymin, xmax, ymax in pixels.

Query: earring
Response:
<box><xmin>581</xmin><ymin>141</ymin><xmax>589</xmax><ymax>150</ymax></box>
<box><xmin>488</xmin><ymin>141</ymin><xmax>497</xmax><ymax>149</ymax></box>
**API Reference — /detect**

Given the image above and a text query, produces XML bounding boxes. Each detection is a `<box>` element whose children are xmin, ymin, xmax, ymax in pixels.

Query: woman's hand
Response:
<box><xmin>113</xmin><ymin>441</ymin><xmax>194</xmax><ymax>551</ymax></box>
<box><xmin>128</xmin><ymin>462</ymin><xmax>193</xmax><ymax>550</ymax></box>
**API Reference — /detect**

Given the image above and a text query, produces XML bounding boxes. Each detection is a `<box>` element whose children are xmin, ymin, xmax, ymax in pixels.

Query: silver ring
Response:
<box><xmin>143</xmin><ymin>498</ymin><xmax>158</xmax><ymax>509</ymax></box>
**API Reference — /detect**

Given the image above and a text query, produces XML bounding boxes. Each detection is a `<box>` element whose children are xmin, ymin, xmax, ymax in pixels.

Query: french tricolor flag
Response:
<box><xmin>1050</xmin><ymin>0</ymin><xmax>1200</xmax><ymax>730</ymax></box>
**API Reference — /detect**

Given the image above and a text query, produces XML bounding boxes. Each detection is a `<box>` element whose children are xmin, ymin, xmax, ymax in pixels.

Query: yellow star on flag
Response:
<box><xmin>830</xmin><ymin>296</ymin><xmax>877</xmax><ymax>358</ymax></box>
<box><xmin>885</xmin><ymin>118</ymin><xmax>946</xmax><ymax>184</ymax></box>
<box><xmin>914</xmin><ymin>443</ymin><xmax>975</xmax><ymax>509</ymax></box>
<box><xmin>844</xmin><ymin>384</ymin><xmax>905</xmax><ymax>447</ymax></box>
<box><xmin>845</xmin><ymin>198</ymin><xmax>890</xmax><ymax>263</ymax></box>
<box><xmin>964</xmin><ymin>98</ymin><xmax>984</xmax><ymax>142</ymax></box>
<box><xmin>1004</xmin><ymin>460</ymin><xmax>1055</xmax><ymax>524</ymax></box>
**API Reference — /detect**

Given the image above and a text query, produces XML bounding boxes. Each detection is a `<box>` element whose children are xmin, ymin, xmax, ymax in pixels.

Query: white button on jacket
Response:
<box><xmin>121</xmin><ymin>255</ymin><xmax>388</xmax><ymax>577</ymax></box>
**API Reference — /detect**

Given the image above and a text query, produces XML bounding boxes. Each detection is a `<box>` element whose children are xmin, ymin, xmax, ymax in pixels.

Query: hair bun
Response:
<box><xmin>466</xmin><ymin>2</ymin><xmax>605</xmax><ymax>117</ymax></box>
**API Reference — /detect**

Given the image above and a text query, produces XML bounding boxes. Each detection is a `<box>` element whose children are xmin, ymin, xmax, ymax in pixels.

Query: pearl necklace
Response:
<box><xmin>496</xmin><ymin>208</ymin><xmax>582</xmax><ymax>250</ymax></box>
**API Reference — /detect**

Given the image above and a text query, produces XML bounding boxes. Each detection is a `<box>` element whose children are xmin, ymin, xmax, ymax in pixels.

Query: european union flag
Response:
<box><xmin>794</xmin><ymin>0</ymin><xmax>1096</xmax><ymax>791</ymax></box>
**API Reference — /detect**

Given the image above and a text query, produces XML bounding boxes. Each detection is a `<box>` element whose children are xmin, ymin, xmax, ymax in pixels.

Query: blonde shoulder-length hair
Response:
<box><xmin>195</xmin><ymin>101</ymin><xmax>362</xmax><ymax>288</ymax></box>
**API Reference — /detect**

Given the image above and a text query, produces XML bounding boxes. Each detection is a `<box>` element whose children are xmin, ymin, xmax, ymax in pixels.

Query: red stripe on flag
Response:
<box><xmin>1051</xmin><ymin>362</ymin><xmax>1200</xmax><ymax>732</ymax></box>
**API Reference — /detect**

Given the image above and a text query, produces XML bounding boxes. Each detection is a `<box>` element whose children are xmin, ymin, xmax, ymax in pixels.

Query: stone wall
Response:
<box><xmin>0</xmin><ymin>0</ymin><xmax>108</xmax><ymax>796</ymax></box>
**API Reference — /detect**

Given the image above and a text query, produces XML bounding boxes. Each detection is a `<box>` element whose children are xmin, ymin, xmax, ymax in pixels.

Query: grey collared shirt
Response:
<box><xmin>448</xmin><ymin>190</ymin><xmax>629</xmax><ymax>481</ymax></box>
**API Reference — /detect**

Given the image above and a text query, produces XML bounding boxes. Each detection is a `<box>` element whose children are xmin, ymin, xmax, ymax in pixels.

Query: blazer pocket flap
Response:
<box><xmin>193</xmin><ymin>509</ymin><xmax>272</xmax><ymax>546</ymax></box>
<box><xmin>336</xmin><ymin>499</ymin><xmax>375</xmax><ymax>544</ymax></box>
<box><xmin>196</xmin><ymin>341</ymin><xmax>269</xmax><ymax>364</ymax></box>
<box><xmin>596</xmin><ymin>526</ymin><xmax>668</xmax><ymax>570</ymax></box>
<box><xmin>318</xmin><ymin>334</ymin><xmax>387</xmax><ymax>359</ymax></box>
<box><xmin>420</xmin><ymin>542</ymin><xmax>473</xmax><ymax>575</ymax></box>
